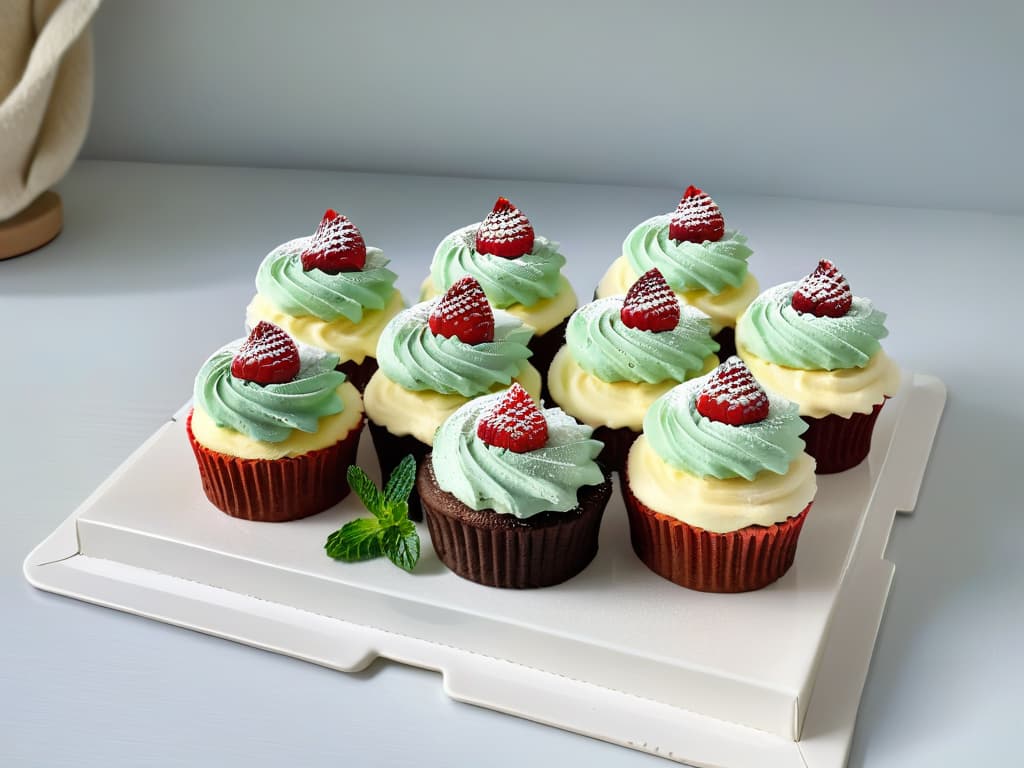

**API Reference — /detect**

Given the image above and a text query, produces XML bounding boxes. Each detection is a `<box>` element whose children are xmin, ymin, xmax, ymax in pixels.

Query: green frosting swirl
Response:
<box><xmin>644</xmin><ymin>376</ymin><xmax>808</xmax><ymax>481</ymax></box>
<box><xmin>377</xmin><ymin>301</ymin><xmax>534</xmax><ymax>397</ymax></box>
<box><xmin>624</xmin><ymin>215</ymin><xmax>752</xmax><ymax>294</ymax></box>
<box><xmin>194</xmin><ymin>342</ymin><xmax>346</xmax><ymax>443</ymax></box>
<box><xmin>255</xmin><ymin>237</ymin><xmax>398</xmax><ymax>323</ymax></box>
<box><xmin>432</xmin><ymin>393</ymin><xmax>605</xmax><ymax>518</ymax></box>
<box><xmin>430</xmin><ymin>224</ymin><xmax>566</xmax><ymax>308</ymax></box>
<box><xmin>566</xmin><ymin>298</ymin><xmax>719</xmax><ymax>384</ymax></box>
<box><xmin>737</xmin><ymin>282</ymin><xmax>888</xmax><ymax>370</ymax></box>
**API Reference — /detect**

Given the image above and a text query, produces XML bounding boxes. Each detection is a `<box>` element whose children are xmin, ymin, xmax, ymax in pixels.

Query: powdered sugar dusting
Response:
<box><xmin>475</xmin><ymin>197</ymin><xmax>535</xmax><ymax>258</ymax></box>
<box><xmin>620</xmin><ymin>268</ymin><xmax>680</xmax><ymax>331</ymax></box>
<box><xmin>791</xmin><ymin>259</ymin><xmax>853</xmax><ymax>317</ymax></box>
<box><xmin>668</xmin><ymin>186</ymin><xmax>725</xmax><ymax>243</ymax></box>
<box><xmin>428</xmin><ymin>275</ymin><xmax>495</xmax><ymax>344</ymax></box>
<box><xmin>300</xmin><ymin>209</ymin><xmax>367</xmax><ymax>272</ymax></box>
<box><xmin>695</xmin><ymin>356</ymin><xmax>770</xmax><ymax>425</ymax></box>
<box><xmin>476</xmin><ymin>382</ymin><xmax>548</xmax><ymax>452</ymax></box>
<box><xmin>231</xmin><ymin>321</ymin><xmax>301</xmax><ymax>384</ymax></box>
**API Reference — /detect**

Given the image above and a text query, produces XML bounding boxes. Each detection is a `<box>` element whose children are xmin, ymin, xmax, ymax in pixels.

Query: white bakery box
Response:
<box><xmin>24</xmin><ymin>371</ymin><xmax>945</xmax><ymax>768</ymax></box>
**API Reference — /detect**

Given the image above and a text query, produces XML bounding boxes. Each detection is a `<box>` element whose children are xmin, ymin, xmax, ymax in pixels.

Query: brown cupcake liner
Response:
<box><xmin>367</xmin><ymin>421</ymin><xmax>432</xmax><ymax>521</ymax></box>
<box><xmin>622</xmin><ymin>467</ymin><xmax>811</xmax><ymax>593</ymax></box>
<box><xmin>712</xmin><ymin>325</ymin><xmax>737</xmax><ymax>360</ymax></box>
<box><xmin>418</xmin><ymin>457</ymin><xmax>612</xmax><ymax>588</ymax></box>
<box><xmin>186</xmin><ymin>411</ymin><xmax>363</xmax><ymax>522</ymax></box>
<box><xmin>802</xmin><ymin>400</ymin><xmax>885</xmax><ymax>474</ymax></box>
<box><xmin>591</xmin><ymin>424</ymin><xmax>640</xmax><ymax>474</ymax></box>
<box><xmin>337</xmin><ymin>357</ymin><xmax>378</xmax><ymax>393</ymax></box>
<box><xmin>529</xmin><ymin>315</ymin><xmax>570</xmax><ymax>403</ymax></box>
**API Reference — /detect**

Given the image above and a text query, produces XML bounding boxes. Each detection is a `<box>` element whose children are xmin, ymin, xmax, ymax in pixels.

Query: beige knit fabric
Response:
<box><xmin>0</xmin><ymin>0</ymin><xmax>100</xmax><ymax>221</ymax></box>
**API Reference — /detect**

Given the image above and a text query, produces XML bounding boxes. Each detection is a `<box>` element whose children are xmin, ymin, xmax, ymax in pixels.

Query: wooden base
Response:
<box><xmin>0</xmin><ymin>191</ymin><xmax>63</xmax><ymax>260</ymax></box>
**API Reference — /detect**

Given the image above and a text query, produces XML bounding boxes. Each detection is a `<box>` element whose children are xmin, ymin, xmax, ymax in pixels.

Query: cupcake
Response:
<box><xmin>419</xmin><ymin>383</ymin><xmax>612</xmax><ymax>588</ymax></box>
<box><xmin>187</xmin><ymin>321</ymin><xmax>365</xmax><ymax>522</ymax></box>
<box><xmin>547</xmin><ymin>268</ymin><xmax>719</xmax><ymax>471</ymax></box>
<box><xmin>623</xmin><ymin>357</ymin><xmax>817</xmax><ymax>593</ymax></box>
<box><xmin>419</xmin><ymin>197</ymin><xmax>577</xmax><ymax>383</ymax></box>
<box><xmin>735</xmin><ymin>259</ymin><xmax>900</xmax><ymax>473</ymax></box>
<box><xmin>364</xmin><ymin>276</ymin><xmax>542</xmax><ymax>518</ymax></box>
<box><xmin>245</xmin><ymin>209</ymin><xmax>403</xmax><ymax>391</ymax></box>
<box><xmin>595</xmin><ymin>186</ymin><xmax>758</xmax><ymax>357</ymax></box>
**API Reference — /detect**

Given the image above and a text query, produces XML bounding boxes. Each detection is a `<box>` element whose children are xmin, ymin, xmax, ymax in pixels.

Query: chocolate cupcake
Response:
<box><xmin>736</xmin><ymin>259</ymin><xmax>900</xmax><ymax>473</ymax></box>
<box><xmin>595</xmin><ymin>186</ymin><xmax>758</xmax><ymax>357</ymax></box>
<box><xmin>419</xmin><ymin>384</ymin><xmax>611</xmax><ymax>588</ymax></box>
<box><xmin>245</xmin><ymin>209</ymin><xmax>404</xmax><ymax>392</ymax></box>
<box><xmin>364</xmin><ymin>277</ymin><xmax>542</xmax><ymax>519</ymax></box>
<box><xmin>623</xmin><ymin>357</ymin><xmax>817</xmax><ymax>592</ymax></box>
<box><xmin>187</xmin><ymin>322</ymin><xmax>365</xmax><ymax>522</ymax></box>
<box><xmin>419</xmin><ymin>197</ymin><xmax>577</xmax><ymax>392</ymax></box>
<box><xmin>548</xmin><ymin>268</ymin><xmax>719</xmax><ymax>471</ymax></box>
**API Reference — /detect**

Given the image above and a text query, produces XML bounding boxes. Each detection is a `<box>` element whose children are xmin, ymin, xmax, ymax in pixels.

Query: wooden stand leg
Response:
<box><xmin>0</xmin><ymin>191</ymin><xmax>63</xmax><ymax>260</ymax></box>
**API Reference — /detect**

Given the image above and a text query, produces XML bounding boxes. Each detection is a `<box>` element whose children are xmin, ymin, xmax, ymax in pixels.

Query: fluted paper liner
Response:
<box><xmin>622</xmin><ymin>468</ymin><xmax>811</xmax><ymax>593</ymax></box>
<box><xmin>418</xmin><ymin>458</ymin><xmax>611</xmax><ymax>589</ymax></box>
<box><xmin>802</xmin><ymin>400</ymin><xmax>885</xmax><ymax>474</ymax></box>
<box><xmin>187</xmin><ymin>411</ymin><xmax>363</xmax><ymax>522</ymax></box>
<box><xmin>337</xmin><ymin>357</ymin><xmax>378</xmax><ymax>394</ymax></box>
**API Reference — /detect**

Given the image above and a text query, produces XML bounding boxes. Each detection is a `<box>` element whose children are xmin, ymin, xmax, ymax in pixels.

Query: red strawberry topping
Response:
<box><xmin>695</xmin><ymin>356</ymin><xmax>770</xmax><ymax>426</ymax></box>
<box><xmin>791</xmin><ymin>259</ymin><xmax>853</xmax><ymax>318</ymax></box>
<box><xmin>428</xmin><ymin>275</ymin><xmax>495</xmax><ymax>344</ymax></box>
<box><xmin>231</xmin><ymin>321</ymin><xmax>301</xmax><ymax>385</ymax></box>
<box><xmin>300</xmin><ymin>209</ymin><xmax>367</xmax><ymax>273</ymax></box>
<box><xmin>620</xmin><ymin>268</ymin><xmax>680</xmax><ymax>332</ymax></box>
<box><xmin>474</xmin><ymin>197</ymin><xmax>534</xmax><ymax>259</ymax></box>
<box><xmin>476</xmin><ymin>383</ymin><xmax>548</xmax><ymax>453</ymax></box>
<box><xmin>668</xmin><ymin>185</ymin><xmax>726</xmax><ymax>243</ymax></box>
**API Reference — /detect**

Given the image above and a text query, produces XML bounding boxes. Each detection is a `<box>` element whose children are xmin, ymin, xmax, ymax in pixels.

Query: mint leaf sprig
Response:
<box><xmin>325</xmin><ymin>455</ymin><xmax>420</xmax><ymax>572</ymax></box>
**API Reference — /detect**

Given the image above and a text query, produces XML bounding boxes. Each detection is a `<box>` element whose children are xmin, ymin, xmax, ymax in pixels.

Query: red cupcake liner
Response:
<box><xmin>802</xmin><ymin>400</ymin><xmax>885</xmax><ymax>474</ymax></box>
<box><xmin>418</xmin><ymin>459</ymin><xmax>612</xmax><ymax>589</ymax></box>
<box><xmin>622</xmin><ymin>468</ymin><xmax>811</xmax><ymax>593</ymax></box>
<box><xmin>186</xmin><ymin>410</ymin><xmax>363</xmax><ymax>522</ymax></box>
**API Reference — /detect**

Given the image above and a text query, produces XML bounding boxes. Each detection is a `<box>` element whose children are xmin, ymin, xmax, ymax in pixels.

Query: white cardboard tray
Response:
<box><xmin>24</xmin><ymin>372</ymin><xmax>945</xmax><ymax>768</ymax></box>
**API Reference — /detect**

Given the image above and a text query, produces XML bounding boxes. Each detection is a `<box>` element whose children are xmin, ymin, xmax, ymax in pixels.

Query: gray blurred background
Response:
<box><xmin>81</xmin><ymin>0</ymin><xmax>1023</xmax><ymax>213</ymax></box>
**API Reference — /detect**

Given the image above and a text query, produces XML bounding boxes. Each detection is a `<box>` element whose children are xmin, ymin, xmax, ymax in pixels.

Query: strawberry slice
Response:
<box><xmin>231</xmin><ymin>321</ymin><xmax>301</xmax><ymax>385</ymax></box>
<box><xmin>474</xmin><ymin>197</ymin><xmax>534</xmax><ymax>258</ymax></box>
<box><xmin>300</xmin><ymin>209</ymin><xmax>367</xmax><ymax>273</ymax></box>
<box><xmin>668</xmin><ymin>185</ymin><xmax>726</xmax><ymax>243</ymax></box>
<box><xmin>791</xmin><ymin>259</ymin><xmax>853</xmax><ymax>318</ymax></box>
<box><xmin>428</xmin><ymin>275</ymin><xmax>495</xmax><ymax>344</ymax></box>
<box><xmin>620</xmin><ymin>268</ymin><xmax>680</xmax><ymax>332</ymax></box>
<box><xmin>476</xmin><ymin>383</ymin><xmax>548</xmax><ymax>453</ymax></box>
<box><xmin>695</xmin><ymin>356</ymin><xmax>770</xmax><ymax>426</ymax></box>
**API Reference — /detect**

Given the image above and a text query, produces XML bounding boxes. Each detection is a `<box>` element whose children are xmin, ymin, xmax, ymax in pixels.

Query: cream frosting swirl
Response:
<box><xmin>193</xmin><ymin>341</ymin><xmax>347</xmax><ymax>443</ymax></box>
<box><xmin>737</xmin><ymin>282</ymin><xmax>889</xmax><ymax>371</ymax></box>
<box><xmin>430</xmin><ymin>224</ymin><xmax>566</xmax><ymax>308</ymax></box>
<box><xmin>377</xmin><ymin>300</ymin><xmax>534</xmax><ymax>397</ymax></box>
<box><xmin>255</xmin><ymin>237</ymin><xmax>398</xmax><ymax>323</ymax></box>
<box><xmin>431</xmin><ymin>393</ymin><xmax>605</xmax><ymax>519</ymax></box>
<box><xmin>566</xmin><ymin>298</ymin><xmax>719</xmax><ymax>384</ymax></box>
<box><xmin>643</xmin><ymin>375</ymin><xmax>808</xmax><ymax>481</ymax></box>
<box><xmin>624</xmin><ymin>215</ymin><xmax>753</xmax><ymax>294</ymax></box>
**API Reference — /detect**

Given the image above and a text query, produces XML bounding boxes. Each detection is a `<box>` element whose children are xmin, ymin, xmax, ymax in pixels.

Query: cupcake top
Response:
<box><xmin>432</xmin><ymin>384</ymin><xmax>605</xmax><ymax>519</ymax></box>
<box><xmin>737</xmin><ymin>260</ymin><xmax>888</xmax><ymax>371</ymax></box>
<box><xmin>624</xmin><ymin>186</ymin><xmax>753</xmax><ymax>295</ymax></box>
<box><xmin>567</xmin><ymin>268</ymin><xmax>719</xmax><ymax>384</ymax></box>
<box><xmin>377</xmin><ymin>276</ymin><xmax>534</xmax><ymax>398</ymax></box>
<box><xmin>644</xmin><ymin>357</ymin><xmax>808</xmax><ymax>481</ymax></box>
<box><xmin>255</xmin><ymin>209</ymin><xmax>398</xmax><ymax>324</ymax></box>
<box><xmin>429</xmin><ymin>197</ymin><xmax>567</xmax><ymax>309</ymax></box>
<box><xmin>193</xmin><ymin>321</ymin><xmax>348</xmax><ymax>443</ymax></box>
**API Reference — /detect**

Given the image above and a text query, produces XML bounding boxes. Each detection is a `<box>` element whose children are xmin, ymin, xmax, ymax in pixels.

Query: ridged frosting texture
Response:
<box><xmin>194</xmin><ymin>341</ymin><xmax>346</xmax><ymax>443</ymax></box>
<box><xmin>432</xmin><ymin>393</ymin><xmax>605</xmax><ymax>519</ymax></box>
<box><xmin>377</xmin><ymin>301</ymin><xmax>534</xmax><ymax>397</ymax></box>
<box><xmin>256</xmin><ymin>238</ymin><xmax>398</xmax><ymax>323</ymax></box>
<box><xmin>430</xmin><ymin>224</ymin><xmax>566</xmax><ymax>308</ymax></box>
<box><xmin>624</xmin><ymin>215</ymin><xmax>752</xmax><ymax>294</ymax></box>
<box><xmin>566</xmin><ymin>298</ymin><xmax>719</xmax><ymax>384</ymax></box>
<box><xmin>644</xmin><ymin>376</ymin><xmax>808</xmax><ymax>481</ymax></box>
<box><xmin>737</xmin><ymin>281</ymin><xmax>888</xmax><ymax>370</ymax></box>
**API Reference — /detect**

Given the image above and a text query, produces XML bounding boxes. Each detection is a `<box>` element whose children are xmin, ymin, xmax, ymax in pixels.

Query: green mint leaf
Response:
<box><xmin>325</xmin><ymin>518</ymin><xmax>384</xmax><ymax>561</ymax></box>
<box><xmin>383</xmin><ymin>454</ymin><xmax>417</xmax><ymax>508</ymax></box>
<box><xmin>380</xmin><ymin>518</ymin><xmax>420</xmax><ymax>572</ymax></box>
<box><xmin>346</xmin><ymin>464</ymin><xmax>384</xmax><ymax>518</ymax></box>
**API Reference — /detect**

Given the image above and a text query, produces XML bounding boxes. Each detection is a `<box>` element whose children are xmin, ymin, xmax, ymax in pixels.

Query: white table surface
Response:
<box><xmin>3</xmin><ymin>161</ymin><xmax>1020</xmax><ymax>767</ymax></box>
